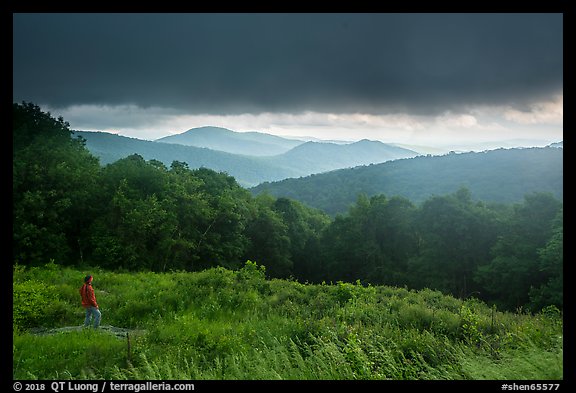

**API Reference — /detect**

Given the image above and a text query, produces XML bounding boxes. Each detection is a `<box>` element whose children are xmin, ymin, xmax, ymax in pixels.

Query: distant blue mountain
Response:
<box><xmin>74</xmin><ymin>131</ymin><xmax>300</xmax><ymax>187</ymax></box>
<box><xmin>548</xmin><ymin>141</ymin><xmax>563</xmax><ymax>148</ymax></box>
<box><xmin>266</xmin><ymin>139</ymin><xmax>418</xmax><ymax>173</ymax></box>
<box><xmin>75</xmin><ymin>129</ymin><xmax>419</xmax><ymax>187</ymax></box>
<box><xmin>155</xmin><ymin>126</ymin><xmax>305</xmax><ymax>156</ymax></box>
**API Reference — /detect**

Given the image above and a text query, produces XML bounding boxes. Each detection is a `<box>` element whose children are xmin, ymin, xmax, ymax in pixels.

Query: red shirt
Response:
<box><xmin>80</xmin><ymin>283</ymin><xmax>98</xmax><ymax>308</ymax></box>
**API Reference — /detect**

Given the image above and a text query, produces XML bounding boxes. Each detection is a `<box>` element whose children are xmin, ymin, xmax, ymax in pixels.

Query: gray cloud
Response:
<box><xmin>13</xmin><ymin>13</ymin><xmax>563</xmax><ymax>115</ymax></box>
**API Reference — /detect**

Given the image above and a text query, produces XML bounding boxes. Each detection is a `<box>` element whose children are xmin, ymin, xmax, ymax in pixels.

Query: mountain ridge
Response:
<box><xmin>155</xmin><ymin>126</ymin><xmax>305</xmax><ymax>156</ymax></box>
<box><xmin>73</xmin><ymin>130</ymin><xmax>301</xmax><ymax>187</ymax></box>
<box><xmin>266</xmin><ymin>139</ymin><xmax>418</xmax><ymax>173</ymax></box>
<box><xmin>251</xmin><ymin>146</ymin><xmax>563</xmax><ymax>215</ymax></box>
<box><xmin>74</xmin><ymin>129</ymin><xmax>419</xmax><ymax>187</ymax></box>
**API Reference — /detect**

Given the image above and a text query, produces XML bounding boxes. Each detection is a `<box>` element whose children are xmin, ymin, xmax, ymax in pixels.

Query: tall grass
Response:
<box><xmin>13</xmin><ymin>329</ymin><xmax>128</xmax><ymax>379</ymax></box>
<box><xmin>13</xmin><ymin>262</ymin><xmax>563</xmax><ymax>380</ymax></box>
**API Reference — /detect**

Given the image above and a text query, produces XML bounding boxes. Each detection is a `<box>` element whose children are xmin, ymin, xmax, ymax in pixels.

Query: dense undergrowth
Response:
<box><xmin>13</xmin><ymin>261</ymin><xmax>563</xmax><ymax>380</ymax></box>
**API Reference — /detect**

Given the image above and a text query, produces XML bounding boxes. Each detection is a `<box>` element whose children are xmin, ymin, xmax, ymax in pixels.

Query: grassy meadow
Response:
<box><xmin>13</xmin><ymin>261</ymin><xmax>563</xmax><ymax>380</ymax></box>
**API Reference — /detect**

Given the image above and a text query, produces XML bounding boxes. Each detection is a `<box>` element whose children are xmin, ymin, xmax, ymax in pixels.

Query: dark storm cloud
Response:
<box><xmin>13</xmin><ymin>13</ymin><xmax>563</xmax><ymax>115</ymax></box>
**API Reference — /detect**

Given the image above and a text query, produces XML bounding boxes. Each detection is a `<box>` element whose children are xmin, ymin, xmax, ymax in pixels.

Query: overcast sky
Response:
<box><xmin>13</xmin><ymin>13</ymin><xmax>563</xmax><ymax>149</ymax></box>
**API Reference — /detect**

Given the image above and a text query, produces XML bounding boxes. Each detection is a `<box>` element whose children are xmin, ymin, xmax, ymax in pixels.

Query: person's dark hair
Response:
<box><xmin>84</xmin><ymin>275</ymin><xmax>93</xmax><ymax>283</ymax></box>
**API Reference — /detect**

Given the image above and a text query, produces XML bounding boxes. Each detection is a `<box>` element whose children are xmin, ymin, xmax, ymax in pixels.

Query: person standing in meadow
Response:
<box><xmin>80</xmin><ymin>275</ymin><xmax>101</xmax><ymax>328</ymax></box>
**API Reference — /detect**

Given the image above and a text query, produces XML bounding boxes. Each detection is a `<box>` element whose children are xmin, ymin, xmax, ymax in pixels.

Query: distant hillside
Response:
<box><xmin>264</xmin><ymin>139</ymin><xmax>418</xmax><ymax>173</ymax></box>
<box><xmin>74</xmin><ymin>131</ymin><xmax>418</xmax><ymax>187</ymax></box>
<box><xmin>73</xmin><ymin>131</ymin><xmax>300</xmax><ymax>187</ymax></box>
<box><xmin>155</xmin><ymin>126</ymin><xmax>305</xmax><ymax>156</ymax></box>
<box><xmin>251</xmin><ymin>147</ymin><xmax>563</xmax><ymax>215</ymax></box>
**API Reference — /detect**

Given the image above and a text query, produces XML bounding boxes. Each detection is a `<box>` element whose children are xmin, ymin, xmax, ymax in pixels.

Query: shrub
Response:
<box><xmin>459</xmin><ymin>304</ymin><xmax>484</xmax><ymax>344</ymax></box>
<box><xmin>13</xmin><ymin>280</ymin><xmax>58</xmax><ymax>332</ymax></box>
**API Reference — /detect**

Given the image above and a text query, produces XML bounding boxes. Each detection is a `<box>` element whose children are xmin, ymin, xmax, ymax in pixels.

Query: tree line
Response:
<box><xmin>13</xmin><ymin>102</ymin><xmax>562</xmax><ymax>312</ymax></box>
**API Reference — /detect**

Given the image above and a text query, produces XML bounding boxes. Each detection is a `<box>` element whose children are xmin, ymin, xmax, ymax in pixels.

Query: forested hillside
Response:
<box><xmin>73</xmin><ymin>130</ymin><xmax>300</xmax><ymax>187</ymax></box>
<box><xmin>252</xmin><ymin>147</ymin><xmax>563</xmax><ymax>215</ymax></box>
<box><xmin>13</xmin><ymin>103</ymin><xmax>562</xmax><ymax>312</ymax></box>
<box><xmin>74</xmin><ymin>130</ymin><xmax>417</xmax><ymax>187</ymax></box>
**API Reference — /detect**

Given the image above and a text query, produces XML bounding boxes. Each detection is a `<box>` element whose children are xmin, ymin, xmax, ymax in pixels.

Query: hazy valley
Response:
<box><xmin>73</xmin><ymin>127</ymin><xmax>418</xmax><ymax>187</ymax></box>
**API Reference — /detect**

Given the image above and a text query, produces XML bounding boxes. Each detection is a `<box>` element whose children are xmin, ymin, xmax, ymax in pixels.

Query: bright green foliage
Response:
<box><xmin>13</xmin><ymin>280</ymin><xmax>57</xmax><ymax>332</ymax></box>
<box><xmin>13</xmin><ymin>264</ymin><xmax>562</xmax><ymax>380</ymax></box>
<box><xmin>13</xmin><ymin>329</ymin><xmax>128</xmax><ymax>379</ymax></box>
<box><xmin>459</xmin><ymin>305</ymin><xmax>484</xmax><ymax>345</ymax></box>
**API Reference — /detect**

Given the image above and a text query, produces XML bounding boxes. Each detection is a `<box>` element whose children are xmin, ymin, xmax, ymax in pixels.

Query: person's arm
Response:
<box><xmin>88</xmin><ymin>285</ymin><xmax>99</xmax><ymax>308</ymax></box>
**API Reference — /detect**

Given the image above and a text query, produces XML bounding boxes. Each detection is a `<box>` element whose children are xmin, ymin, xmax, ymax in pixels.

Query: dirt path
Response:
<box><xmin>31</xmin><ymin>325</ymin><xmax>145</xmax><ymax>339</ymax></box>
